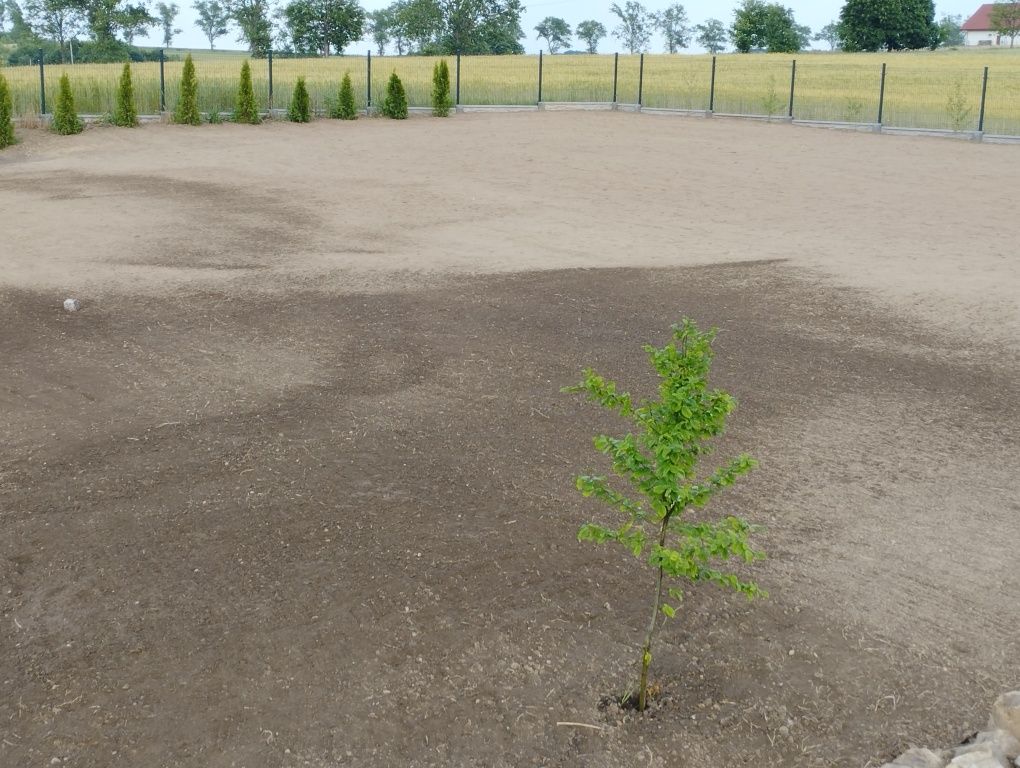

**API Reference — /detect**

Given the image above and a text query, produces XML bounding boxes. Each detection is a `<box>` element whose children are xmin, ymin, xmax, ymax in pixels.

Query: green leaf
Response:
<box><xmin>661</xmin><ymin>603</ymin><xmax>676</xmax><ymax>619</ymax></box>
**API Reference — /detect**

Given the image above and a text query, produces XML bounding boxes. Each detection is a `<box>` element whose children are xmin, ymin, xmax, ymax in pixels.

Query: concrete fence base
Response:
<box><xmin>13</xmin><ymin>104</ymin><xmax>1009</xmax><ymax>143</ymax></box>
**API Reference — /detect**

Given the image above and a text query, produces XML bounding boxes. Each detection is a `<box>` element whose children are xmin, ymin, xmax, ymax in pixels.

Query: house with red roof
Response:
<box><xmin>961</xmin><ymin>3</ymin><xmax>1018</xmax><ymax>46</ymax></box>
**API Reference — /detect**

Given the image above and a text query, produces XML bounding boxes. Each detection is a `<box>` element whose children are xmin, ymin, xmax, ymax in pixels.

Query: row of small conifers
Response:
<box><xmin>0</xmin><ymin>53</ymin><xmax>455</xmax><ymax>147</ymax></box>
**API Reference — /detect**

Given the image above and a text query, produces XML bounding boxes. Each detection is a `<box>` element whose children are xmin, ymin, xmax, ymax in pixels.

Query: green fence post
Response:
<box><xmin>538</xmin><ymin>50</ymin><xmax>543</xmax><ymax>103</ymax></box>
<box><xmin>38</xmin><ymin>49</ymin><xmax>46</xmax><ymax>115</ymax></box>
<box><xmin>978</xmin><ymin>66</ymin><xmax>989</xmax><ymax>133</ymax></box>
<box><xmin>637</xmin><ymin>53</ymin><xmax>644</xmax><ymax>106</ymax></box>
<box><xmin>612</xmin><ymin>52</ymin><xmax>619</xmax><ymax>103</ymax></box>
<box><xmin>877</xmin><ymin>62</ymin><xmax>886</xmax><ymax>125</ymax></box>
<box><xmin>709</xmin><ymin>55</ymin><xmax>716</xmax><ymax>112</ymax></box>
<box><xmin>788</xmin><ymin>59</ymin><xmax>796</xmax><ymax>118</ymax></box>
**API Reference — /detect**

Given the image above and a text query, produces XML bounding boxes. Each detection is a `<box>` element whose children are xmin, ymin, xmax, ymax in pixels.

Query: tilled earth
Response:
<box><xmin>1</xmin><ymin>115</ymin><xmax>1018</xmax><ymax>767</ymax></box>
<box><xmin>2</xmin><ymin>264</ymin><xmax>1017</xmax><ymax>767</ymax></box>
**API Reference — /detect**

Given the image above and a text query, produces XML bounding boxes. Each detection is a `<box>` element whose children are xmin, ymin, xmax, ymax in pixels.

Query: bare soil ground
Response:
<box><xmin>1</xmin><ymin>113</ymin><xmax>1018</xmax><ymax>768</ymax></box>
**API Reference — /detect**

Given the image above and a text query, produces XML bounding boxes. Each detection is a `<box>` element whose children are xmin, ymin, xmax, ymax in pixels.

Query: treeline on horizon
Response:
<box><xmin>1</xmin><ymin>0</ymin><xmax>1017</xmax><ymax>66</ymax></box>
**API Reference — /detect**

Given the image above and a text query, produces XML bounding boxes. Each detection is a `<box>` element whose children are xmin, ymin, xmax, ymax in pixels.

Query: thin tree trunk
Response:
<box><xmin>638</xmin><ymin>512</ymin><xmax>672</xmax><ymax>712</ymax></box>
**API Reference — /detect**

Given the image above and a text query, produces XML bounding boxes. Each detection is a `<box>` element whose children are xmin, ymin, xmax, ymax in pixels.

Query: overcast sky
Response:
<box><xmin>138</xmin><ymin>1</ymin><xmax>986</xmax><ymax>54</ymax></box>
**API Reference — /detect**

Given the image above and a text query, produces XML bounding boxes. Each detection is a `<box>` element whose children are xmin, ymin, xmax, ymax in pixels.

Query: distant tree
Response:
<box><xmin>381</xmin><ymin>70</ymin><xmax>407</xmax><ymax>118</ymax></box>
<box><xmin>794</xmin><ymin>20</ymin><xmax>811</xmax><ymax>48</ymax></box>
<box><xmin>234</xmin><ymin>59</ymin><xmax>260</xmax><ymax>122</ymax></box>
<box><xmin>654</xmin><ymin>3</ymin><xmax>690</xmax><ymax>52</ymax></box>
<box><xmin>227</xmin><ymin>0</ymin><xmax>272</xmax><ymax>55</ymax></box>
<box><xmin>386</xmin><ymin>0</ymin><xmax>523</xmax><ymax>55</ymax></box>
<box><xmin>367</xmin><ymin>7</ymin><xmax>392</xmax><ymax>54</ymax></box>
<box><xmin>118</xmin><ymin>3</ymin><xmax>155</xmax><ymax>43</ymax></box>
<box><xmin>813</xmin><ymin>20</ymin><xmax>840</xmax><ymax>48</ymax></box>
<box><xmin>23</xmin><ymin>0</ymin><xmax>87</xmax><ymax>62</ymax></box>
<box><xmin>52</xmin><ymin>72</ymin><xmax>82</xmax><ymax>134</ymax></box>
<box><xmin>936</xmin><ymin>14</ymin><xmax>964</xmax><ymax>46</ymax></box>
<box><xmin>837</xmin><ymin>0</ymin><xmax>938</xmax><ymax>52</ymax></box>
<box><xmin>610</xmin><ymin>1</ymin><xmax>652</xmax><ymax>53</ymax></box>
<box><xmin>695</xmin><ymin>17</ymin><xmax>727</xmax><ymax>53</ymax></box>
<box><xmin>0</xmin><ymin>73</ymin><xmax>15</xmax><ymax>149</ymax></box>
<box><xmin>731</xmin><ymin>0</ymin><xmax>802</xmax><ymax>53</ymax></box>
<box><xmin>393</xmin><ymin>0</ymin><xmax>440</xmax><ymax>51</ymax></box>
<box><xmin>534</xmin><ymin>15</ymin><xmax>570</xmax><ymax>53</ymax></box>
<box><xmin>281</xmin><ymin>0</ymin><xmax>363</xmax><ymax>55</ymax></box>
<box><xmin>193</xmin><ymin>0</ymin><xmax>230</xmax><ymax>48</ymax></box>
<box><xmin>173</xmin><ymin>53</ymin><xmax>200</xmax><ymax>123</ymax></box>
<box><xmin>155</xmin><ymin>1</ymin><xmax>180</xmax><ymax>45</ymax></box>
<box><xmin>113</xmin><ymin>62</ymin><xmax>137</xmax><ymax>125</ymax></box>
<box><xmin>55</xmin><ymin>0</ymin><xmax>153</xmax><ymax>47</ymax></box>
<box><xmin>575</xmin><ymin>19</ymin><xmax>606</xmax><ymax>53</ymax></box>
<box><xmin>991</xmin><ymin>1</ymin><xmax>1020</xmax><ymax>47</ymax></box>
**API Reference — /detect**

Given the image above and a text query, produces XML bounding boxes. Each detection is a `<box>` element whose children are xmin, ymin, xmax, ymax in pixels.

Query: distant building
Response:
<box><xmin>962</xmin><ymin>4</ymin><xmax>1012</xmax><ymax>46</ymax></box>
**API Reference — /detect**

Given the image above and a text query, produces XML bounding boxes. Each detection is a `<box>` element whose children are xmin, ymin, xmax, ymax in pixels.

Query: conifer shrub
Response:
<box><xmin>235</xmin><ymin>60</ymin><xmax>261</xmax><ymax>124</ymax></box>
<box><xmin>288</xmin><ymin>76</ymin><xmax>310</xmax><ymax>123</ymax></box>
<box><xmin>174</xmin><ymin>54</ymin><xmax>201</xmax><ymax>125</ymax></box>
<box><xmin>113</xmin><ymin>63</ymin><xmax>138</xmax><ymax>127</ymax></box>
<box><xmin>52</xmin><ymin>73</ymin><xmax>83</xmax><ymax>135</ymax></box>
<box><xmin>381</xmin><ymin>71</ymin><xmax>408</xmax><ymax>119</ymax></box>
<box><xmin>330</xmin><ymin>72</ymin><xmax>357</xmax><ymax>120</ymax></box>
<box><xmin>0</xmin><ymin>73</ymin><xmax>15</xmax><ymax>149</ymax></box>
<box><xmin>432</xmin><ymin>59</ymin><xmax>452</xmax><ymax>117</ymax></box>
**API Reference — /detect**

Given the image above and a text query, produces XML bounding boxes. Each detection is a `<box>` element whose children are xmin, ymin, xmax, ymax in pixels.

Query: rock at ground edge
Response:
<box><xmin>991</xmin><ymin>693</ymin><xmax>1020</xmax><ymax>743</ymax></box>
<box><xmin>883</xmin><ymin>748</ymin><xmax>950</xmax><ymax>768</ymax></box>
<box><xmin>949</xmin><ymin>746</ymin><xmax>1011</xmax><ymax>768</ymax></box>
<box><xmin>976</xmin><ymin>730</ymin><xmax>1020</xmax><ymax>760</ymax></box>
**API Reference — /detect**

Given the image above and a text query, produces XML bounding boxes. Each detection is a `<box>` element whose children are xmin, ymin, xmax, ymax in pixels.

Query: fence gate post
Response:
<box><xmin>877</xmin><ymin>62</ymin><xmax>887</xmax><ymax>126</ymax></box>
<box><xmin>268</xmin><ymin>48</ymin><xmax>274</xmax><ymax>112</ymax></box>
<box><xmin>709</xmin><ymin>55</ymin><xmax>716</xmax><ymax>112</ymax></box>
<box><xmin>367</xmin><ymin>50</ymin><xmax>372</xmax><ymax>110</ymax></box>
<box><xmin>612</xmin><ymin>52</ymin><xmax>619</xmax><ymax>104</ymax></box>
<box><xmin>537</xmin><ymin>50</ymin><xmax>543</xmax><ymax>104</ymax></box>
<box><xmin>455</xmin><ymin>53</ymin><xmax>461</xmax><ymax>106</ymax></box>
<box><xmin>978</xmin><ymin>66</ymin><xmax>989</xmax><ymax>134</ymax></box>
<box><xmin>788</xmin><ymin>59</ymin><xmax>796</xmax><ymax>118</ymax></box>
<box><xmin>159</xmin><ymin>49</ymin><xmax>166</xmax><ymax>112</ymax></box>
<box><xmin>38</xmin><ymin>48</ymin><xmax>46</xmax><ymax>115</ymax></box>
<box><xmin>637</xmin><ymin>53</ymin><xmax>644</xmax><ymax>106</ymax></box>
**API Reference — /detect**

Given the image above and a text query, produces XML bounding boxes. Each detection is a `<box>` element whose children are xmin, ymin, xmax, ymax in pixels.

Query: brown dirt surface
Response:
<box><xmin>1</xmin><ymin>113</ymin><xmax>1018</xmax><ymax>768</ymax></box>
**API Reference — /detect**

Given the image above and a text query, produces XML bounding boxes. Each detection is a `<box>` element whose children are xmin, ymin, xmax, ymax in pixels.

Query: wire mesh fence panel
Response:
<box><xmin>793</xmin><ymin>59</ymin><xmax>882</xmax><ymax>123</ymax></box>
<box><xmin>540</xmin><ymin>54</ymin><xmax>614</xmax><ymax>102</ymax></box>
<box><xmin>713</xmin><ymin>57</ymin><xmax>793</xmax><ymax>117</ymax></box>
<box><xmin>369</xmin><ymin>55</ymin><xmax>444</xmax><ymax>109</ymax></box>
<box><xmin>641</xmin><ymin>55</ymin><xmax>713</xmax><ymax>110</ymax></box>
<box><xmin>981</xmin><ymin>70</ymin><xmax>1020</xmax><ymax>136</ymax></box>
<box><xmin>3</xmin><ymin>63</ymin><xmax>46</xmax><ymax>116</ymax></box>
<box><xmin>614</xmin><ymin>54</ymin><xmax>642</xmax><ymax>104</ymax></box>
<box><xmin>163</xmin><ymin>53</ymin><xmax>265</xmax><ymax>116</ymax></box>
<box><xmin>28</xmin><ymin>60</ymin><xmax>162</xmax><ymax>116</ymax></box>
<box><xmin>458</xmin><ymin>55</ymin><xmax>538</xmax><ymax>105</ymax></box>
<box><xmin>882</xmin><ymin>65</ymin><xmax>985</xmax><ymax>132</ymax></box>
<box><xmin>269</xmin><ymin>55</ymin><xmax>370</xmax><ymax>114</ymax></box>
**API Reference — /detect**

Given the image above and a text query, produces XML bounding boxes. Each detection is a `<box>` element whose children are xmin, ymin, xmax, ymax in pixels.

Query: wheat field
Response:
<box><xmin>2</xmin><ymin>48</ymin><xmax>1019</xmax><ymax>135</ymax></box>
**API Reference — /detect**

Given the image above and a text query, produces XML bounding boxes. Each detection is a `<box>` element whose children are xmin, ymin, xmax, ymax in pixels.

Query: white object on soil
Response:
<box><xmin>63</xmin><ymin>298</ymin><xmax>82</xmax><ymax>312</ymax></box>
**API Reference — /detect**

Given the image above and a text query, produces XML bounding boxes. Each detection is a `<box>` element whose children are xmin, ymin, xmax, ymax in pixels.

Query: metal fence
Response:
<box><xmin>3</xmin><ymin>50</ymin><xmax>1020</xmax><ymax>138</ymax></box>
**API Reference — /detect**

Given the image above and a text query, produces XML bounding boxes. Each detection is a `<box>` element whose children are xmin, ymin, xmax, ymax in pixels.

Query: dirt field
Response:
<box><xmin>1</xmin><ymin>113</ymin><xmax>1018</xmax><ymax>768</ymax></box>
